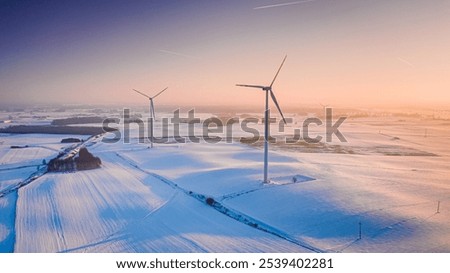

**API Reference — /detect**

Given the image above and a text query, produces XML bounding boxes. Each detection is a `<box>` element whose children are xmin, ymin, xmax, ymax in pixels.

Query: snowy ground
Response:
<box><xmin>0</xmin><ymin>110</ymin><xmax>449</xmax><ymax>253</ymax></box>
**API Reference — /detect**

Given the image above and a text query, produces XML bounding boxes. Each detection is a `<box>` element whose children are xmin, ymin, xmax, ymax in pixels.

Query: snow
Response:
<box><xmin>118</xmin><ymin>143</ymin><xmax>304</xmax><ymax>198</ymax></box>
<box><xmin>1</xmin><ymin>112</ymin><xmax>450</xmax><ymax>253</ymax></box>
<box><xmin>65</xmin><ymin>193</ymin><xmax>308</xmax><ymax>253</ymax></box>
<box><xmin>0</xmin><ymin>193</ymin><xmax>17</xmax><ymax>253</ymax></box>
<box><xmin>15</xmin><ymin>155</ymin><xmax>173</xmax><ymax>252</ymax></box>
<box><xmin>14</xmin><ymin>151</ymin><xmax>308</xmax><ymax>253</ymax></box>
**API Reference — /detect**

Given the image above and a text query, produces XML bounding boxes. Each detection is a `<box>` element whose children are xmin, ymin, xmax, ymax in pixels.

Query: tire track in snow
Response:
<box><xmin>219</xmin><ymin>187</ymin><xmax>262</xmax><ymax>201</ymax></box>
<box><xmin>142</xmin><ymin>191</ymin><xmax>179</xmax><ymax>220</ymax></box>
<box><xmin>115</xmin><ymin>152</ymin><xmax>324</xmax><ymax>253</ymax></box>
<box><xmin>47</xmin><ymin>189</ymin><xmax>67</xmax><ymax>250</ymax></box>
<box><xmin>156</xmin><ymin>222</ymin><xmax>210</xmax><ymax>253</ymax></box>
<box><xmin>61</xmin><ymin>191</ymin><xmax>180</xmax><ymax>253</ymax></box>
<box><xmin>219</xmin><ymin>176</ymin><xmax>315</xmax><ymax>202</ymax></box>
<box><xmin>61</xmin><ymin>155</ymin><xmax>179</xmax><ymax>253</ymax></box>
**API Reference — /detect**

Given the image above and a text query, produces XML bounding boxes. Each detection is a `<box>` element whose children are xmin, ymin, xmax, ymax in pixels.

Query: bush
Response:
<box><xmin>205</xmin><ymin>197</ymin><xmax>215</xmax><ymax>206</ymax></box>
<box><xmin>61</xmin><ymin>138</ymin><xmax>81</xmax><ymax>143</ymax></box>
<box><xmin>10</xmin><ymin>145</ymin><xmax>28</xmax><ymax>149</ymax></box>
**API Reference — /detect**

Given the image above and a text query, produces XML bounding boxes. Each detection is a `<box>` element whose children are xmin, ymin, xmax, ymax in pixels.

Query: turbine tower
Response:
<box><xmin>132</xmin><ymin>87</ymin><xmax>168</xmax><ymax>148</ymax></box>
<box><xmin>237</xmin><ymin>56</ymin><xmax>287</xmax><ymax>183</ymax></box>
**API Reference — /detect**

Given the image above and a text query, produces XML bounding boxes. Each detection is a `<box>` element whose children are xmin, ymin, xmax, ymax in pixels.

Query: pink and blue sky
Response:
<box><xmin>1</xmin><ymin>0</ymin><xmax>449</xmax><ymax>108</ymax></box>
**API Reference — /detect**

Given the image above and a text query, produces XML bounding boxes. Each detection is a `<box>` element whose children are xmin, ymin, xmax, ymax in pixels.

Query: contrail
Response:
<box><xmin>397</xmin><ymin>57</ymin><xmax>414</xmax><ymax>67</ymax></box>
<box><xmin>254</xmin><ymin>0</ymin><xmax>316</xmax><ymax>10</ymax></box>
<box><xmin>159</xmin><ymin>49</ymin><xmax>195</xmax><ymax>59</ymax></box>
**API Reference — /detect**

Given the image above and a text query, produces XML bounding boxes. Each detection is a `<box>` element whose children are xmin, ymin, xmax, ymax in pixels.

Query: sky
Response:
<box><xmin>1</xmin><ymin>0</ymin><xmax>449</xmax><ymax>109</ymax></box>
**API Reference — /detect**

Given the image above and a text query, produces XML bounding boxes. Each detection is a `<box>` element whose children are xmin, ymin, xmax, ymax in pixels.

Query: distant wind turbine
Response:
<box><xmin>237</xmin><ymin>56</ymin><xmax>288</xmax><ymax>183</ymax></box>
<box><xmin>320</xmin><ymin>103</ymin><xmax>329</xmax><ymax>115</ymax></box>
<box><xmin>132</xmin><ymin>87</ymin><xmax>168</xmax><ymax>148</ymax></box>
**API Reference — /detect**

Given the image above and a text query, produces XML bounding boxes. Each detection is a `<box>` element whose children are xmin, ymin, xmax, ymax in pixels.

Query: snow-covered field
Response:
<box><xmin>1</xmin><ymin>110</ymin><xmax>449</xmax><ymax>253</ymax></box>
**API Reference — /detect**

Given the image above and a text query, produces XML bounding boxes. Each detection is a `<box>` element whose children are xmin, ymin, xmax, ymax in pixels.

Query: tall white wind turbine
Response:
<box><xmin>132</xmin><ymin>87</ymin><xmax>168</xmax><ymax>148</ymax></box>
<box><xmin>236</xmin><ymin>56</ymin><xmax>288</xmax><ymax>183</ymax></box>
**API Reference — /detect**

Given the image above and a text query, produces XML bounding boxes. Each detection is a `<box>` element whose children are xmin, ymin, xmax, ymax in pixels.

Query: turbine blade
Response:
<box><xmin>152</xmin><ymin>87</ymin><xmax>168</xmax><ymax>99</ymax></box>
<box><xmin>132</xmin><ymin>89</ymin><xmax>151</xmax><ymax>99</ymax></box>
<box><xmin>269</xmin><ymin>55</ymin><xmax>287</xmax><ymax>88</ymax></box>
<box><xmin>236</xmin><ymin>84</ymin><xmax>266</xmax><ymax>89</ymax></box>
<box><xmin>270</xmin><ymin>90</ymin><xmax>287</xmax><ymax>124</ymax></box>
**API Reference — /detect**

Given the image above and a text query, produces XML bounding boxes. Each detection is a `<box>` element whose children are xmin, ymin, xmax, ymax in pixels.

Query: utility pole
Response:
<box><xmin>358</xmin><ymin>222</ymin><xmax>362</xmax><ymax>240</ymax></box>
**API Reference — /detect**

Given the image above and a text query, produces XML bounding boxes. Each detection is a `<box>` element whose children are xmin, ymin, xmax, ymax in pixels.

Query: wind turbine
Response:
<box><xmin>132</xmin><ymin>87</ymin><xmax>168</xmax><ymax>148</ymax></box>
<box><xmin>320</xmin><ymin>103</ymin><xmax>329</xmax><ymax>110</ymax></box>
<box><xmin>320</xmin><ymin>103</ymin><xmax>329</xmax><ymax>117</ymax></box>
<box><xmin>237</xmin><ymin>55</ymin><xmax>287</xmax><ymax>183</ymax></box>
